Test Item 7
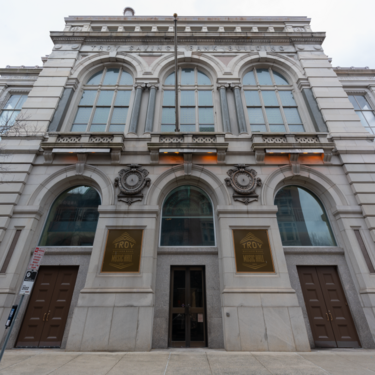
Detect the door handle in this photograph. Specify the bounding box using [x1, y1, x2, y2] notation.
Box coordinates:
[325, 312, 329, 321]
[328, 311, 333, 321]
[43, 313, 47, 322]
[46, 310, 50, 322]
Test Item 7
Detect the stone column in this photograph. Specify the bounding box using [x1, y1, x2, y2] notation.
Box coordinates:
[128, 84, 144, 134]
[144, 85, 158, 133]
[232, 85, 248, 134]
[219, 85, 231, 133]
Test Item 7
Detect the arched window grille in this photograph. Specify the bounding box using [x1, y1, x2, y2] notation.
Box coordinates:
[160, 186, 215, 246]
[243, 68, 304, 133]
[39, 186, 101, 246]
[161, 68, 214, 132]
[71, 67, 133, 133]
[275, 186, 336, 246]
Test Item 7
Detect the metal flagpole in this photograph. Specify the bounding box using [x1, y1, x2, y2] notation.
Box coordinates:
[173, 13, 180, 132]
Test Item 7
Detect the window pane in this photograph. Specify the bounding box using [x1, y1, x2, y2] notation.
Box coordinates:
[163, 91, 175, 106]
[181, 108, 196, 124]
[165, 72, 175, 85]
[198, 91, 213, 106]
[115, 91, 131, 106]
[181, 125, 196, 132]
[8, 111, 19, 126]
[161, 185, 214, 246]
[181, 69, 195, 85]
[261, 91, 279, 106]
[90, 124, 106, 132]
[256, 69, 273, 85]
[71, 124, 87, 132]
[79, 91, 97, 106]
[284, 108, 302, 124]
[92, 107, 110, 124]
[273, 70, 289, 85]
[4, 95, 21, 110]
[248, 108, 265, 124]
[162, 108, 175, 124]
[363, 111, 375, 127]
[102, 68, 120, 85]
[87, 70, 103, 85]
[199, 108, 214, 124]
[181, 91, 195, 106]
[243, 70, 257, 85]
[288, 125, 305, 132]
[270, 125, 286, 132]
[161, 124, 175, 132]
[200, 125, 214, 132]
[74, 107, 92, 124]
[244, 91, 261, 106]
[265, 108, 283, 124]
[251, 124, 267, 132]
[119, 70, 133, 85]
[348, 95, 360, 110]
[0, 111, 12, 126]
[39, 186, 101, 247]
[279, 91, 296, 106]
[275, 186, 336, 246]
[356, 111, 369, 127]
[96, 91, 114, 106]
[355, 96, 372, 110]
[111, 108, 128, 124]
[15, 95, 28, 109]
[197, 71, 211, 85]
[109, 124, 125, 132]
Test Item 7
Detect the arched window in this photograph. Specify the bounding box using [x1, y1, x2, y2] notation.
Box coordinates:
[275, 186, 336, 246]
[160, 186, 215, 246]
[243, 68, 304, 133]
[71, 67, 133, 133]
[161, 68, 214, 132]
[39, 186, 101, 246]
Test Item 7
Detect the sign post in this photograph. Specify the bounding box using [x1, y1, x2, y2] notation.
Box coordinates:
[0, 247, 45, 361]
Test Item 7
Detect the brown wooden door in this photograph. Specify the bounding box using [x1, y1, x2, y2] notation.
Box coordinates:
[169, 267, 207, 348]
[298, 266, 360, 348]
[16, 266, 78, 348]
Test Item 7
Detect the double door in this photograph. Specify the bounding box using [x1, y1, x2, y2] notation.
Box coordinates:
[16, 266, 78, 348]
[298, 266, 360, 348]
[169, 267, 207, 347]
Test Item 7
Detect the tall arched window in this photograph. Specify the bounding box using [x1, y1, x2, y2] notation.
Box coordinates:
[275, 186, 336, 246]
[243, 68, 304, 133]
[71, 67, 133, 133]
[160, 186, 215, 246]
[39, 186, 101, 246]
[161, 68, 214, 132]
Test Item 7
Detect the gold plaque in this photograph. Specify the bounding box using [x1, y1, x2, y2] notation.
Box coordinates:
[232, 230, 275, 273]
[101, 229, 143, 273]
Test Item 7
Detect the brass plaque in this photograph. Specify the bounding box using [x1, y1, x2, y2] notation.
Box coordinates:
[101, 229, 143, 273]
[232, 230, 275, 273]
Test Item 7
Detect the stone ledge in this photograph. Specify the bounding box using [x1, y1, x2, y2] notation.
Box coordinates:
[284, 246, 344, 255]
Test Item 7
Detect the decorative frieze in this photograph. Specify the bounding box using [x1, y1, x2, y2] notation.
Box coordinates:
[159, 136, 184, 143]
[192, 136, 216, 143]
[296, 136, 319, 144]
[262, 136, 287, 143]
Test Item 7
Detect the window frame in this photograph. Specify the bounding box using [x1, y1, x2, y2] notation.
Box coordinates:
[160, 66, 215, 133]
[0, 91, 29, 128]
[69, 66, 134, 133]
[159, 184, 216, 247]
[242, 67, 310, 134]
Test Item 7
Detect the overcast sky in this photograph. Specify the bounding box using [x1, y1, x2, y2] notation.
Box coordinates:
[0, 0, 373, 68]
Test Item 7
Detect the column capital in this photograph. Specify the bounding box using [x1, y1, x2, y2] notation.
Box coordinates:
[134, 83, 147, 90]
[217, 84, 230, 90]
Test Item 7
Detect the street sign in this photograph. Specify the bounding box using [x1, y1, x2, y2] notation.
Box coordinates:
[19, 247, 45, 295]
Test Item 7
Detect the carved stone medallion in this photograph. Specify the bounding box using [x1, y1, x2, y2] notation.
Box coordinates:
[114, 164, 151, 205]
[225, 164, 262, 205]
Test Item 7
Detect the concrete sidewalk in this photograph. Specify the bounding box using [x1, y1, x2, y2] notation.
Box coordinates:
[0, 349, 374, 375]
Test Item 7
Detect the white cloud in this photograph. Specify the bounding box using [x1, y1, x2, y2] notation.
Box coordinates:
[0, 0, 373, 68]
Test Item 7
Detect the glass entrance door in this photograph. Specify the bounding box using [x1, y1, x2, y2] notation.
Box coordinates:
[169, 266, 207, 347]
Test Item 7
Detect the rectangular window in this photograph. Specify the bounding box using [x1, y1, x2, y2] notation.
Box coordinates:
[348, 95, 375, 134]
[71, 90, 131, 132]
[0, 94, 28, 128]
[244, 90, 304, 133]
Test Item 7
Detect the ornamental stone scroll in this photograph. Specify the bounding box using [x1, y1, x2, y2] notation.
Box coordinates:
[114, 164, 151, 205]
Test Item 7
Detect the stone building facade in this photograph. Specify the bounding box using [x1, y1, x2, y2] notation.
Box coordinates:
[0, 9, 375, 351]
